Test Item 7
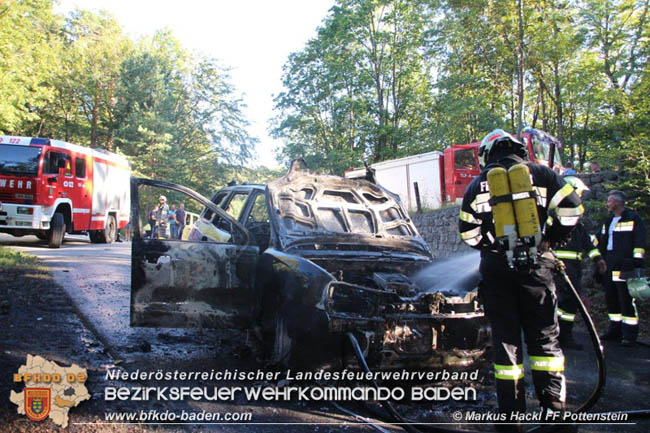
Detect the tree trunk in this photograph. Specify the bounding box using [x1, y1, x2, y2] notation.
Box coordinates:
[91, 82, 99, 148]
[516, 0, 525, 136]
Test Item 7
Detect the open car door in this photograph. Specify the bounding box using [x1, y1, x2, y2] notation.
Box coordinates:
[130, 178, 258, 328]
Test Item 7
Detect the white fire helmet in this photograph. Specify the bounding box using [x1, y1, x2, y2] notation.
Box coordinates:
[478, 129, 525, 168]
[563, 176, 589, 197]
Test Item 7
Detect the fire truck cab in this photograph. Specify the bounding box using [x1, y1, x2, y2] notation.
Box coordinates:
[0, 136, 131, 248]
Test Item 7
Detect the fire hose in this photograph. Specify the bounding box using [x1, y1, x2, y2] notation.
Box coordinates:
[344, 254, 650, 433]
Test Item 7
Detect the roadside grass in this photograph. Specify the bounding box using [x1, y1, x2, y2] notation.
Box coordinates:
[0, 246, 55, 314]
[0, 245, 40, 270]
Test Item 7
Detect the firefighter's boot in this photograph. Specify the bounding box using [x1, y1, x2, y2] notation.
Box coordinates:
[621, 324, 638, 347]
[600, 321, 622, 341]
[559, 321, 583, 350]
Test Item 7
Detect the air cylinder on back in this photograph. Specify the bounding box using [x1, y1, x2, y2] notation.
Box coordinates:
[508, 163, 540, 240]
[487, 167, 516, 245]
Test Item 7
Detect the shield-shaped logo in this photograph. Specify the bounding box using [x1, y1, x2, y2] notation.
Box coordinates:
[25, 388, 51, 421]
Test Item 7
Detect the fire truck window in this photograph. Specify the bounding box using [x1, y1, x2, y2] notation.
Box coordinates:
[454, 149, 476, 170]
[44, 151, 72, 175]
[0, 145, 41, 176]
[75, 158, 86, 178]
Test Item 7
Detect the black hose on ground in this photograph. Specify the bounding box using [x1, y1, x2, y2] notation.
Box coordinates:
[347, 332, 479, 433]
[559, 267, 605, 413]
[346, 262, 649, 433]
[527, 262, 650, 432]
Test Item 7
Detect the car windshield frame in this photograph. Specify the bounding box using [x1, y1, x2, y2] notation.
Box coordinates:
[0, 144, 42, 176]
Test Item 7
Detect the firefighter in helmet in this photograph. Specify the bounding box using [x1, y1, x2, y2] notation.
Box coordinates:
[459, 129, 582, 431]
[553, 176, 607, 350]
[597, 190, 647, 346]
[155, 195, 170, 239]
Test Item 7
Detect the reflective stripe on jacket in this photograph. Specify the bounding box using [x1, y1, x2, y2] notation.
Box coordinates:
[459, 156, 582, 251]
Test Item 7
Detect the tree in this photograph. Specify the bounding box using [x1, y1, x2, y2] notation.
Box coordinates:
[114, 31, 257, 192]
[29, 9, 134, 148]
[273, 0, 435, 173]
[0, 0, 61, 134]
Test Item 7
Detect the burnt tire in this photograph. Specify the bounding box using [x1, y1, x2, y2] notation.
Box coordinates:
[103, 215, 117, 243]
[48, 213, 65, 248]
[271, 314, 292, 366]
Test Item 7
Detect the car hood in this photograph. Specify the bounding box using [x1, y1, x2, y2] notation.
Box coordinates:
[266, 162, 432, 258]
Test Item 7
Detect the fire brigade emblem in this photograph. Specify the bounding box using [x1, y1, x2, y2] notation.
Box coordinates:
[25, 388, 51, 421]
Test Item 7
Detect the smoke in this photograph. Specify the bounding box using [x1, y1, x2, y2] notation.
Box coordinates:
[412, 252, 481, 295]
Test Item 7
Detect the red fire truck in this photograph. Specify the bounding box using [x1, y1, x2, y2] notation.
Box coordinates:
[345, 128, 563, 211]
[0, 136, 131, 248]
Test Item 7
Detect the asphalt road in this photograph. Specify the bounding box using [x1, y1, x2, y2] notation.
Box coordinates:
[1, 233, 219, 363]
[1, 233, 399, 432]
[2, 232, 650, 433]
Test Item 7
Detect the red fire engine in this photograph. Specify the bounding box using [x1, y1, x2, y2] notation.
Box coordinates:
[345, 128, 563, 211]
[0, 136, 131, 248]
[442, 128, 564, 203]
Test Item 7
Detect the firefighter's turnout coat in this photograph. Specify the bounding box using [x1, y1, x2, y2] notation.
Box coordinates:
[597, 209, 647, 340]
[554, 223, 603, 324]
[459, 155, 582, 415]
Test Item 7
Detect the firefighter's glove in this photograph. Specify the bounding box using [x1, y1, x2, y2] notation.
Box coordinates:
[554, 258, 567, 274]
[596, 259, 607, 275]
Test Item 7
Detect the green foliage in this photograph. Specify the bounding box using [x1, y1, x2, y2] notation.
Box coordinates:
[1, 2, 257, 194]
[272, 0, 436, 174]
[273, 0, 650, 183]
[0, 0, 61, 133]
[615, 62, 650, 222]
[0, 246, 39, 270]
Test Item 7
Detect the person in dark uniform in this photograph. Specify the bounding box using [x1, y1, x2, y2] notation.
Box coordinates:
[597, 190, 647, 346]
[553, 176, 607, 350]
[459, 129, 582, 432]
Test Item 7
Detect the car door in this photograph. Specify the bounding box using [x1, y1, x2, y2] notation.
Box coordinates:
[130, 178, 258, 329]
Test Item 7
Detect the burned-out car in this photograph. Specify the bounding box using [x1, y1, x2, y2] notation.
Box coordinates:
[130, 161, 490, 370]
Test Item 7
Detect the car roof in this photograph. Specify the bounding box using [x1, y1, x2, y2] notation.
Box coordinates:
[209, 183, 265, 201]
[217, 183, 265, 193]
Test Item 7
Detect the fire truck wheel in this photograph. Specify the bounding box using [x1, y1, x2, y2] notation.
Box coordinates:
[48, 213, 66, 248]
[89, 230, 102, 243]
[103, 215, 117, 243]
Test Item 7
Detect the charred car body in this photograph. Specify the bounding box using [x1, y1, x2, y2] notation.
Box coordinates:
[130, 161, 490, 370]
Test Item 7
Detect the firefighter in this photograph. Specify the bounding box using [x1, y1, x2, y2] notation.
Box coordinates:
[553, 176, 607, 350]
[155, 195, 170, 239]
[597, 190, 647, 347]
[459, 129, 582, 432]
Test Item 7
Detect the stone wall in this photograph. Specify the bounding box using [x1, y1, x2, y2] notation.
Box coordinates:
[411, 170, 622, 259]
[411, 206, 473, 259]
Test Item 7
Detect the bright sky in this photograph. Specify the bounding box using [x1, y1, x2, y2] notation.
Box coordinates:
[54, 0, 335, 168]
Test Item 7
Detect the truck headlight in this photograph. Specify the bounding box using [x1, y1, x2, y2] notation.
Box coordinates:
[17, 207, 34, 215]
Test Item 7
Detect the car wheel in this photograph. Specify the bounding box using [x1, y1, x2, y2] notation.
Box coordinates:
[48, 213, 65, 248]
